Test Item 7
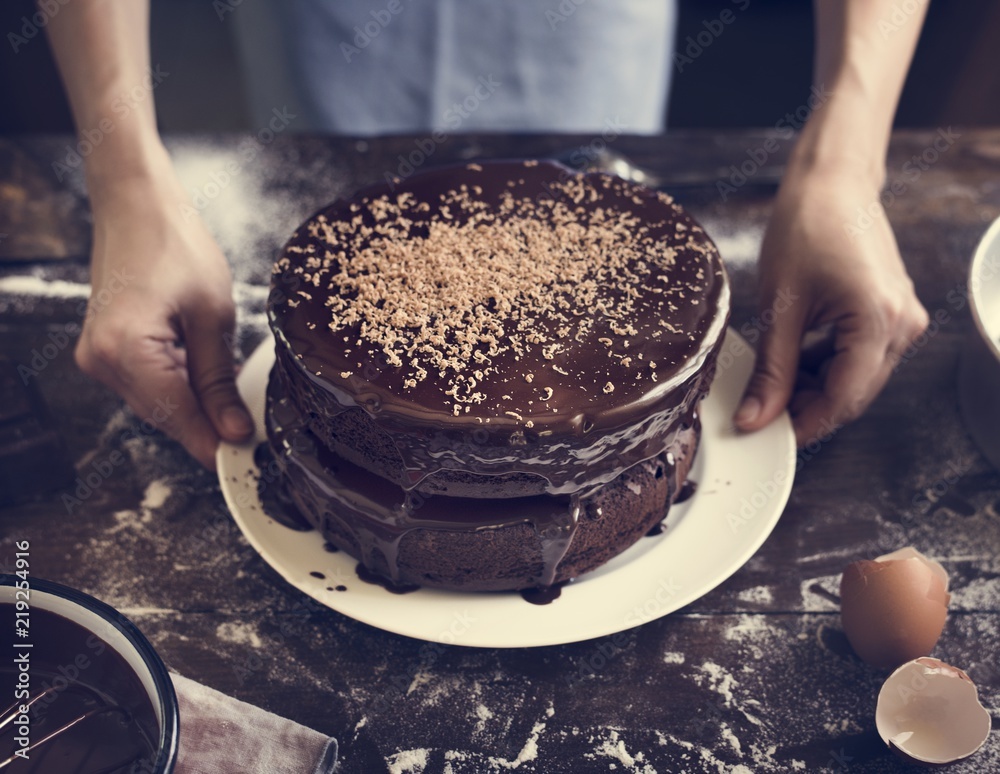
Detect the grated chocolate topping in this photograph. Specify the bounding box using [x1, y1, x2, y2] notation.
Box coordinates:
[269, 160, 727, 425]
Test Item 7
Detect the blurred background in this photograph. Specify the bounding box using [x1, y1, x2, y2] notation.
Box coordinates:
[1, 0, 998, 133]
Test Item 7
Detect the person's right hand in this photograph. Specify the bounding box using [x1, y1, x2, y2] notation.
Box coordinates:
[76, 167, 253, 468]
[733, 163, 929, 447]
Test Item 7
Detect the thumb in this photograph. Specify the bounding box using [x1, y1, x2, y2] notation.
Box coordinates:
[184, 305, 254, 443]
[734, 297, 804, 432]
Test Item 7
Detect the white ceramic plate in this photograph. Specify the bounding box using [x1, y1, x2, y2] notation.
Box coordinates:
[218, 329, 795, 647]
[959, 215, 1000, 470]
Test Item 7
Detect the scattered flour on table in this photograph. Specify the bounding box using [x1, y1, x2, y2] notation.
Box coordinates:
[443, 750, 470, 773]
[724, 613, 780, 648]
[0, 141, 303, 330]
[654, 731, 753, 774]
[718, 722, 742, 755]
[697, 218, 764, 267]
[694, 659, 765, 732]
[952, 575, 1000, 610]
[797, 545, 863, 565]
[695, 661, 737, 709]
[737, 586, 773, 605]
[387, 748, 430, 774]
[215, 621, 264, 649]
[232, 281, 270, 331]
[823, 718, 860, 736]
[232, 283, 270, 304]
[140, 479, 172, 521]
[108, 510, 142, 536]
[473, 703, 494, 736]
[585, 728, 656, 774]
[407, 673, 485, 710]
[0, 269, 269, 339]
[484, 705, 552, 770]
[171, 148, 272, 259]
[798, 575, 841, 612]
[406, 669, 434, 697]
[0, 272, 89, 299]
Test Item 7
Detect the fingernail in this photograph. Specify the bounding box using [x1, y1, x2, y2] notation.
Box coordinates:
[735, 396, 761, 427]
[220, 406, 253, 438]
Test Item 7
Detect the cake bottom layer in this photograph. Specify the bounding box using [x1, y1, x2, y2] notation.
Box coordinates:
[265, 369, 701, 592]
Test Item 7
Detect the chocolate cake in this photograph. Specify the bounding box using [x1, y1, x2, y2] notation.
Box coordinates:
[266, 159, 730, 592]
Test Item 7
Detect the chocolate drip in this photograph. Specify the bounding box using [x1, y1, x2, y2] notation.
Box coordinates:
[267, 375, 597, 590]
[674, 479, 697, 504]
[273, 344, 718, 499]
[535, 495, 580, 588]
[253, 441, 313, 531]
[520, 582, 568, 605]
[354, 564, 419, 594]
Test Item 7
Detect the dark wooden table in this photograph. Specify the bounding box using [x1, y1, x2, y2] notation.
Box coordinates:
[2, 131, 999, 773]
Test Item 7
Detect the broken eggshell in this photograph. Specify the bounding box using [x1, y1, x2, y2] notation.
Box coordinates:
[840, 547, 951, 669]
[876, 657, 991, 766]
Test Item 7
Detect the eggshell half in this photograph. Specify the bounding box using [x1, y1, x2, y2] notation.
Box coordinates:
[876, 657, 991, 765]
[840, 549, 951, 669]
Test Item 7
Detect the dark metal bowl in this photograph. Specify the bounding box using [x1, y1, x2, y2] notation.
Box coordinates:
[0, 574, 179, 773]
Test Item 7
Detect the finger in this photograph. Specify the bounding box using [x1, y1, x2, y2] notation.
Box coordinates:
[791, 332, 892, 447]
[799, 325, 836, 374]
[111, 336, 226, 469]
[183, 302, 254, 444]
[886, 305, 931, 370]
[794, 369, 824, 395]
[735, 292, 807, 432]
[788, 386, 824, 418]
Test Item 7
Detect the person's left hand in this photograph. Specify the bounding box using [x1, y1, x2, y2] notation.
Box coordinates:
[733, 164, 929, 447]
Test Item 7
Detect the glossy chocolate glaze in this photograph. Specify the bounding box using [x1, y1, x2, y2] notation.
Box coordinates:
[268, 160, 729, 498]
[354, 564, 419, 595]
[675, 479, 698, 504]
[266, 372, 594, 589]
[266, 371, 698, 591]
[520, 582, 568, 606]
[0, 604, 158, 774]
[253, 441, 313, 531]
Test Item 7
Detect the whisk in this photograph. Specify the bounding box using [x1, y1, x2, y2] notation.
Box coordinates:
[0, 683, 142, 773]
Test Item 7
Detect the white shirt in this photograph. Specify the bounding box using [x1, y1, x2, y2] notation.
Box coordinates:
[232, 0, 676, 135]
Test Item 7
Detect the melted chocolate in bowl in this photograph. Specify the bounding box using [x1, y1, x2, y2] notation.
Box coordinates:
[0, 584, 173, 774]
